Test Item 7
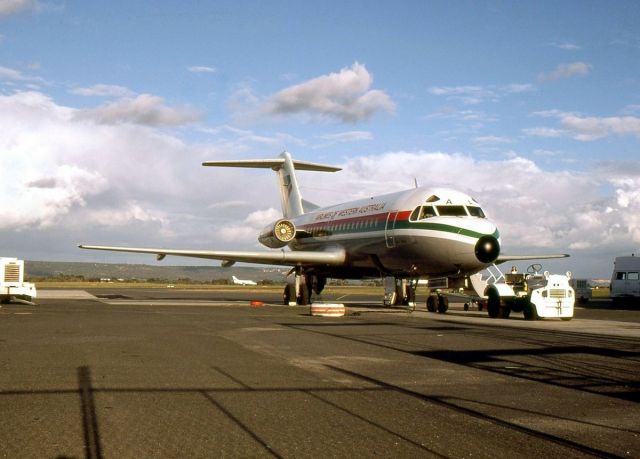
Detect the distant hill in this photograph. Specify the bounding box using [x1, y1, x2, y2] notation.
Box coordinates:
[25, 260, 288, 283]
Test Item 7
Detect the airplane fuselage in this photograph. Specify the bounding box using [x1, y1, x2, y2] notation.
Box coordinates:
[285, 186, 500, 280]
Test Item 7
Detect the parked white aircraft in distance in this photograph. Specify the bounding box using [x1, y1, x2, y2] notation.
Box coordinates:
[80, 151, 567, 309]
[232, 275, 257, 286]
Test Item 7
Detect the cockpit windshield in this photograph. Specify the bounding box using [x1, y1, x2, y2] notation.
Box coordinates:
[410, 205, 436, 221]
[410, 204, 487, 220]
[435, 205, 467, 217]
[467, 206, 486, 218]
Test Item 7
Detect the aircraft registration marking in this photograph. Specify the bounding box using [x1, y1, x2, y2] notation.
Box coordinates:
[315, 202, 387, 221]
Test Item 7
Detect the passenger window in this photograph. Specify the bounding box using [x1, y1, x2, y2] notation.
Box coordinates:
[628, 272, 639, 280]
[616, 272, 627, 280]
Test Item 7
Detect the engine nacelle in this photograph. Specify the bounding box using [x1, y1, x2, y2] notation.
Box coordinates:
[258, 219, 296, 248]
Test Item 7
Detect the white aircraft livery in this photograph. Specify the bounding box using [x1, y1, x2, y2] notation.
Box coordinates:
[80, 151, 567, 307]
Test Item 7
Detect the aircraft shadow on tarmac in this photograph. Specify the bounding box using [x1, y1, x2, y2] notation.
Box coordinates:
[414, 346, 640, 403]
[278, 321, 640, 404]
[9, 363, 635, 459]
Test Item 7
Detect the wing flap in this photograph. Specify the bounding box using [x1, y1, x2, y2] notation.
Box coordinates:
[78, 245, 346, 266]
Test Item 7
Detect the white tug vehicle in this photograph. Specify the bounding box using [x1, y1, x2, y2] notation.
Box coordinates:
[471, 263, 575, 320]
[0, 257, 37, 305]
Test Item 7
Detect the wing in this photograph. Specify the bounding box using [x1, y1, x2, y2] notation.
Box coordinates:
[496, 253, 569, 264]
[78, 245, 346, 267]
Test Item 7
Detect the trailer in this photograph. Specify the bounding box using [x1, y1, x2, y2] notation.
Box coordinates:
[569, 278, 592, 304]
[610, 255, 640, 305]
[471, 264, 574, 320]
[0, 258, 37, 305]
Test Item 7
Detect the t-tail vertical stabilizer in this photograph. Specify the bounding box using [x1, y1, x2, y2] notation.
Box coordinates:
[202, 151, 341, 218]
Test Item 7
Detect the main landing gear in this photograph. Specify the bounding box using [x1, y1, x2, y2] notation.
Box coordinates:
[426, 294, 449, 313]
[283, 272, 326, 306]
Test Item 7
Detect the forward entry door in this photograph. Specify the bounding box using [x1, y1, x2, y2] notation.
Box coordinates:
[385, 210, 399, 248]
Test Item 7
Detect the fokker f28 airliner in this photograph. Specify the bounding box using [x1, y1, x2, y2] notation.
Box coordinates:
[80, 151, 567, 310]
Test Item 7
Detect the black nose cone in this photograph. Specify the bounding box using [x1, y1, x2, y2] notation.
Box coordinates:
[475, 235, 500, 263]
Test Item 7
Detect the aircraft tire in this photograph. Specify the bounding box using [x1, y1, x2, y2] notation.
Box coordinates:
[437, 295, 449, 313]
[426, 295, 437, 312]
[312, 276, 326, 295]
[283, 285, 291, 305]
[297, 284, 310, 305]
[404, 286, 416, 306]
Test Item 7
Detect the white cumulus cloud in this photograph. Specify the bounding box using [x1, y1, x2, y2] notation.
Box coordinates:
[188, 66, 217, 73]
[560, 114, 640, 140]
[0, 91, 211, 235]
[428, 83, 534, 105]
[525, 110, 640, 140]
[258, 62, 395, 123]
[538, 62, 592, 81]
[70, 84, 135, 98]
[318, 131, 373, 146]
[216, 208, 281, 245]
[74, 94, 201, 126]
[0, 0, 38, 15]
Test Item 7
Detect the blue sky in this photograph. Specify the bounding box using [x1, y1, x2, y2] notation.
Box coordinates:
[0, 1, 639, 278]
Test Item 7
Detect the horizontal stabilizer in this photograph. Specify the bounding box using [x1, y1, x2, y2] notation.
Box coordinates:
[202, 158, 341, 172]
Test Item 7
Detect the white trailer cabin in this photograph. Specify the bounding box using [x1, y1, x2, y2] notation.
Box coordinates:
[0, 257, 37, 304]
[610, 255, 640, 305]
[569, 278, 592, 304]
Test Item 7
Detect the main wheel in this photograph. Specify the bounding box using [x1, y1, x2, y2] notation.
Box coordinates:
[426, 295, 437, 312]
[406, 286, 416, 305]
[312, 276, 327, 295]
[297, 284, 310, 305]
[283, 285, 291, 305]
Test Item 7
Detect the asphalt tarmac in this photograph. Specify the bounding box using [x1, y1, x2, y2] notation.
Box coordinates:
[1, 289, 639, 458]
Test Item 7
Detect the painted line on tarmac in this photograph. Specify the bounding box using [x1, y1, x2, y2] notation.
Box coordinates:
[100, 300, 251, 306]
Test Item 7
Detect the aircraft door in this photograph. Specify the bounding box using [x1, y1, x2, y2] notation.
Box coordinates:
[385, 210, 399, 248]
